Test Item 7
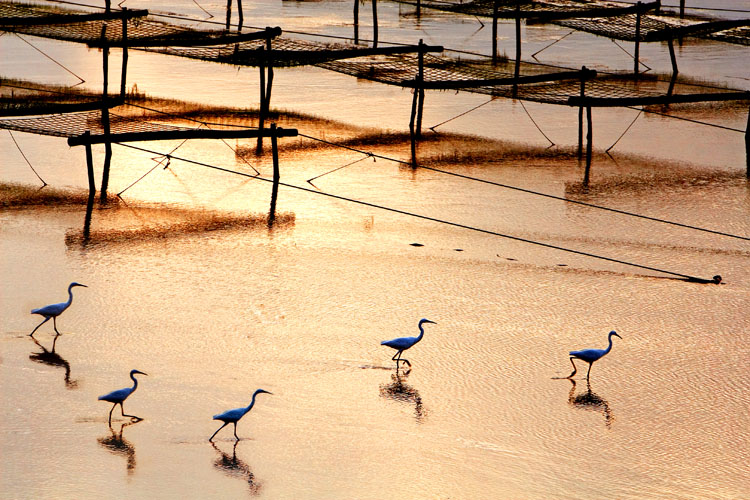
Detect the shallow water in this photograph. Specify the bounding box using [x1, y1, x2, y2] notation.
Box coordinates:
[2, 0, 750, 498]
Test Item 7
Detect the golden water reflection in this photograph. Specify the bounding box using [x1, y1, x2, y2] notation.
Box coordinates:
[567, 379, 614, 429]
[29, 334, 78, 390]
[211, 441, 262, 496]
[98, 422, 138, 476]
[379, 367, 426, 423]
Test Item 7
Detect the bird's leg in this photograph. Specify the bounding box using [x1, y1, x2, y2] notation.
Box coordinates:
[52, 316, 60, 335]
[392, 350, 411, 367]
[209, 422, 228, 442]
[29, 317, 50, 337]
[566, 357, 577, 379]
[586, 363, 592, 381]
[120, 403, 141, 421]
[233, 422, 239, 441]
[108, 404, 116, 425]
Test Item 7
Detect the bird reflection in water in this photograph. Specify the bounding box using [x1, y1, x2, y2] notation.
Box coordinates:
[29, 334, 78, 389]
[98, 421, 138, 475]
[379, 366, 426, 423]
[211, 441, 262, 495]
[567, 379, 614, 428]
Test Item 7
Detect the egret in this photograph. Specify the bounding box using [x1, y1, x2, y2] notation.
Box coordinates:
[381, 318, 436, 367]
[567, 330, 621, 380]
[29, 282, 87, 337]
[98, 370, 148, 424]
[209, 389, 272, 442]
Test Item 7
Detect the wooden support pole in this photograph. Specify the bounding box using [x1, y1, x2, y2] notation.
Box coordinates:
[578, 67, 587, 159]
[354, 0, 359, 44]
[746, 105, 749, 179]
[226, 0, 232, 30]
[584, 106, 593, 187]
[679, 0, 685, 19]
[372, 0, 379, 48]
[409, 40, 425, 166]
[265, 34, 274, 120]
[255, 36, 274, 155]
[257, 46, 266, 155]
[513, 1, 521, 96]
[634, 3, 642, 76]
[409, 86, 419, 167]
[667, 35, 678, 77]
[120, 8, 128, 98]
[84, 131, 95, 198]
[269, 124, 280, 226]
[667, 71, 677, 98]
[492, 0, 498, 64]
[83, 192, 95, 244]
[100, 25, 112, 204]
[237, 0, 244, 30]
[416, 40, 425, 140]
[416, 0, 421, 17]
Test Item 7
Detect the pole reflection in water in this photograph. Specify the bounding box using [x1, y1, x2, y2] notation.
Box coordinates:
[29, 334, 78, 389]
[211, 441, 262, 495]
[98, 421, 138, 475]
[379, 366, 426, 423]
[567, 379, 614, 428]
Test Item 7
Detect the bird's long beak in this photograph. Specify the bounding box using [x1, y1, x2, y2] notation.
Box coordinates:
[135, 370, 148, 376]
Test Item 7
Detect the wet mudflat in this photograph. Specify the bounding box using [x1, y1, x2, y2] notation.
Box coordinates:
[1, 0, 749, 498]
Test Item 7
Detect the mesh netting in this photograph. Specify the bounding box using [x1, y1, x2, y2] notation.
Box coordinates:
[389, 0, 630, 20]
[389, 0, 750, 45]
[709, 25, 750, 46]
[1, 2, 409, 68]
[0, 110, 189, 138]
[558, 13, 684, 41]
[317, 53, 745, 105]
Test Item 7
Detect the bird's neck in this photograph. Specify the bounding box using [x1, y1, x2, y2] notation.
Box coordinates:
[604, 335, 615, 354]
[416, 324, 426, 343]
[246, 393, 258, 412]
[130, 374, 139, 392]
[65, 285, 75, 306]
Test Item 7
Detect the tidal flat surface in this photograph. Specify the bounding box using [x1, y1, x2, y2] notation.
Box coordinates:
[1, 0, 749, 498]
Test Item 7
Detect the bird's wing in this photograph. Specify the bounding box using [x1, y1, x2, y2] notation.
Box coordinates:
[570, 348, 604, 361]
[31, 302, 66, 315]
[381, 336, 416, 349]
[213, 407, 244, 421]
[98, 387, 132, 402]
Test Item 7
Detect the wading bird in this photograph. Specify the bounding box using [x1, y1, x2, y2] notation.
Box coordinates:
[209, 389, 272, 442]
[567, 331, 621, 380]
[29, 282, 87, 337]
[98, 370, 148, 424]
[381, 318, 436, 367]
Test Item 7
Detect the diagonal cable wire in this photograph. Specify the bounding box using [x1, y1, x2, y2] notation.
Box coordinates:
[518, 99, 555, 147]
[192, 0, 214, 18]
[429, 97, 497, 132]
[610, 38, 652, 72]
[628, 106, 746, 133]
[295, 133, 750, 241]
[607, 106, 642, 152]
[307, 154, 374, 188]
[114, 142, 726, 283]
[8, 130, 47, 186]
[532, 29, 575, 60]
[14, 34, 86, 86]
